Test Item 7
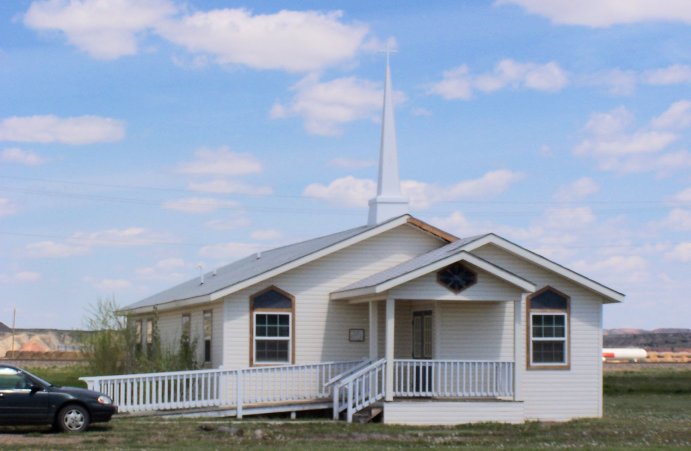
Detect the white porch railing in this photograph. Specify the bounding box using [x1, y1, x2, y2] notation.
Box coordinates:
[393, 360, 514, 398]
[332, 358, 386, 423]
[80, 360, 362, 414]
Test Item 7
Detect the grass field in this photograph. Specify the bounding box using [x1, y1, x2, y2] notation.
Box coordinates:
[1, 366, 689, 449]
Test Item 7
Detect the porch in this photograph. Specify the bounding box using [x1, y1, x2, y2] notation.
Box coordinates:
[80, 357, 516, 423]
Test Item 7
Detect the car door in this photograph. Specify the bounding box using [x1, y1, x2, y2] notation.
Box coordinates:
[0, 369, 52, 424]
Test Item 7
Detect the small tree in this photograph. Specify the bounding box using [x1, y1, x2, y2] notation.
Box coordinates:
[82, 297, 130, 375]
[82, 299, 199, 375]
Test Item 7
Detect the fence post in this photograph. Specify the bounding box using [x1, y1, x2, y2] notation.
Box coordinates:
[236, 369, 244, 419]
[332, 385, 340, 420]
[346, 381, 353, 423]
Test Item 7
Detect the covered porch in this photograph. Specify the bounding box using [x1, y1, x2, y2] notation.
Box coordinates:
[330, 249, 537, 422]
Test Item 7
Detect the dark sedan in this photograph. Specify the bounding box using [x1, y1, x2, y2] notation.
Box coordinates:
[0, 365, 117, 432]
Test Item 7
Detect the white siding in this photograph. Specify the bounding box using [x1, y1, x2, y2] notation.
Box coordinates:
[384, 401, 524, 425]
[390, 266, 522, 301]
[436, 302, 515, 361]
[222, 224, 445, 368]
[472, 243, 605, 420]
[130, 302, 224, 368]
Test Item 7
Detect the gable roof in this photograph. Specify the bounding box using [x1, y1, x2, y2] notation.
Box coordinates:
[332, 232, 624, 303]
[122, 215, 454, 314]
[331, 246, 536, 300]
[463, 234, 625, 303]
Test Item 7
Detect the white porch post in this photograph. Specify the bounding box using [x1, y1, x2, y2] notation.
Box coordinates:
[369, 300, 379, 360]
[385, 295, 395, 401]
[513, 294, 526, 401]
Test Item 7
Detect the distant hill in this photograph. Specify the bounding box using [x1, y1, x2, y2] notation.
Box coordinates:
[604, 328, 691, 352]
[0, 326, 85, 357]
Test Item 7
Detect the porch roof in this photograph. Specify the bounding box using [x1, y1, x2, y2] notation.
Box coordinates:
[331, 244, 537, 300]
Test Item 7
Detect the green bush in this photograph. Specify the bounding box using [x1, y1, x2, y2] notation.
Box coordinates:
[81, 297, 199, 376]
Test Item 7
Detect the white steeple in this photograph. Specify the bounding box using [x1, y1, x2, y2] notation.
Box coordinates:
[367, 54, 409, 225]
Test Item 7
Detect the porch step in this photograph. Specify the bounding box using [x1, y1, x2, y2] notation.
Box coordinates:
[352, 405, 383, 424]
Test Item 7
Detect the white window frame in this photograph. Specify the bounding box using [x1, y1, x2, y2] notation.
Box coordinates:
[529, 312, 568, 366]
[253, 312, 292, 365]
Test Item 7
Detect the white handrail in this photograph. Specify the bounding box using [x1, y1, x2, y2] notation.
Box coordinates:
[332, 358, 386, 422]
[324, 357, 371, 387]
[393, 360, 514, 398]
[80, 359, 362, 414]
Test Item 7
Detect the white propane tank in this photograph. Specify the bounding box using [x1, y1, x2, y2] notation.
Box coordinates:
[602, 348, 648, 361]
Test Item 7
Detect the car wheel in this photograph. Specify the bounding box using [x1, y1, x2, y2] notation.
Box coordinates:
[56, 404, 90, 433]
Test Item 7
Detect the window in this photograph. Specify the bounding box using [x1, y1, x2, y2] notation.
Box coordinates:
[250, 286, 294, 365]
[181, 313, 191, 343]
[0, 368, 30, 390]
[134, 320, 143, 353]
[203, 310, 212, 364]
[437, 262, 477, 293]
[145, 318, 154, 353]
[528, 287, 569, 368]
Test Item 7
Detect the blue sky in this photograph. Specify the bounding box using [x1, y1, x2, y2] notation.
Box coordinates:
[1, 0, 690, 330]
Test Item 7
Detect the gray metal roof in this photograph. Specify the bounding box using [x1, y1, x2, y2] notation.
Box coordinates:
[335, 234, 491, 292]
[123, 222, 381, 311]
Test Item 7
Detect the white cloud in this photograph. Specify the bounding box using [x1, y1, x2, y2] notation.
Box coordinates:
[643, 65, 691, 85]
[303, 176, 375, 207]
[188, 179, 272, 196]
[673, 187, 691, 203]
[427, 211, 479, 236]
[571, 255, 648, 282]
[665, 242, 691, 262]
[651, 100, 691, 130]
[198, 242, 262, 260]
[542, 207, 596, 230]
[0, 271, 41, 284]
[70, 227, 176, 246]
[573, 103, 691, 174]
[14, 271, 41, 283]
[303, 170, 523, 209]
[0, 198, 17, 216]
[328, 157, 376, 169]
[25, 227, 176, 258]
[86, 277, 132, 291]
[498, 0, 691, 27]
[588, 69, 637, 96]
[250, 229, 282, 241]
[1, 147, 47, 165]
[157, 9, 367, 72]
[553, 177, 600, 202]
[429, 59, 568, 100]
[0, 115, 125, 145]
[271, 75, 384, 136]
[162, 197, 239, 214]
[136, 257, 187, 282]
[25, 241, 89, 258]
[177, 147, 262, 176]
[605, 150, 691, 175]
[205, 216, 251, 230]
[24, 2, 368, 71]
[410, 107, 432, 117]
[24, 0, 176, 60]
[660, 208, 691, 231]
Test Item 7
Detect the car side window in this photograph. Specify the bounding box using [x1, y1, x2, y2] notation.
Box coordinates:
[0, 369, 31, 390]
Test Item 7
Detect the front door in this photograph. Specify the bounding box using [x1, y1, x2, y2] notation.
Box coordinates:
[412, 310, 433, 393]
[412, 310, 432, 359]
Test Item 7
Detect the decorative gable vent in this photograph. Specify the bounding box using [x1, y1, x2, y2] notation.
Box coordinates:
[437, 262, 477, 293]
